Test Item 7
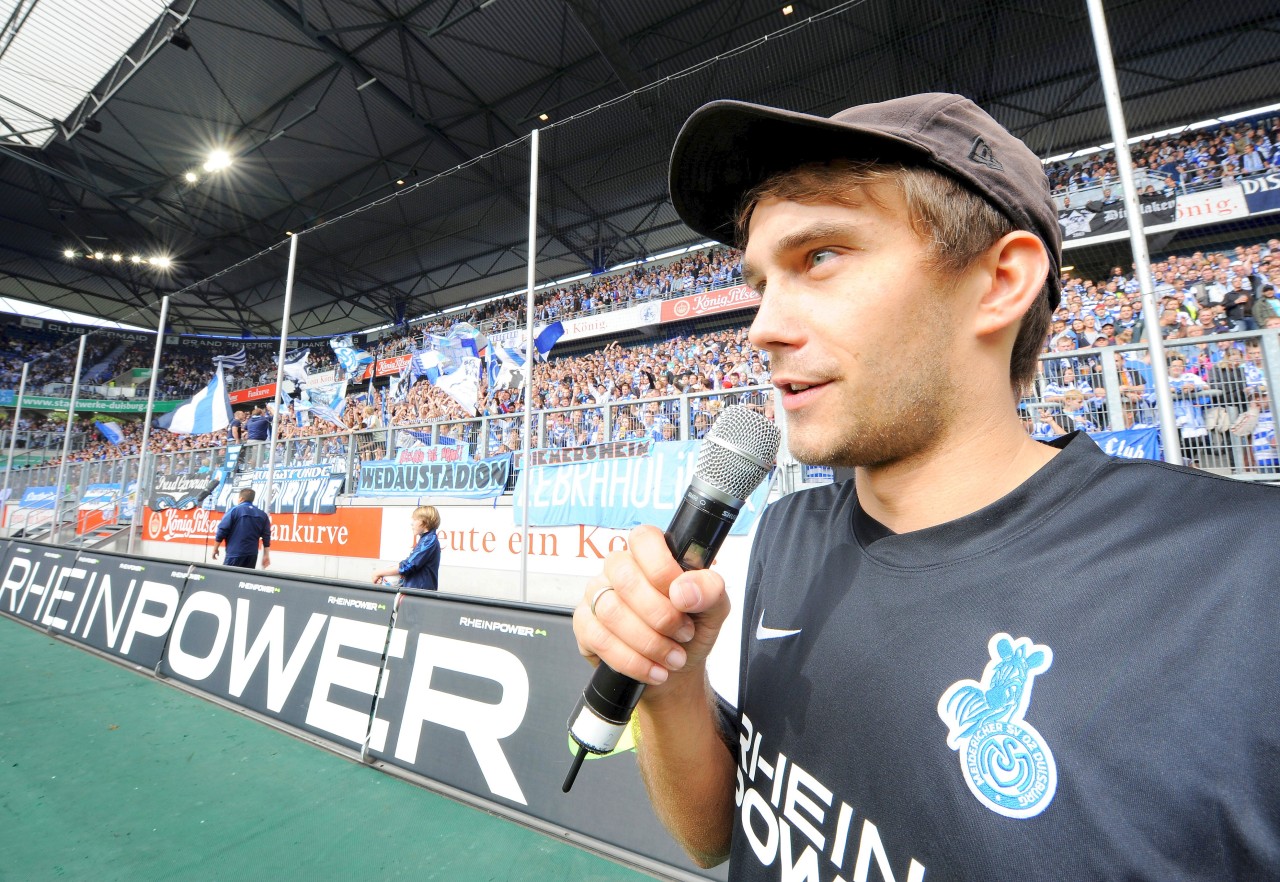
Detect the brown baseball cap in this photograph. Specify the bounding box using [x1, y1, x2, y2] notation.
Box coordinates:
[669, 93, 1062, 306]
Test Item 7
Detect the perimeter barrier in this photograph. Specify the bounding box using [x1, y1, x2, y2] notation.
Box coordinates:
[0, 536, 725, 882]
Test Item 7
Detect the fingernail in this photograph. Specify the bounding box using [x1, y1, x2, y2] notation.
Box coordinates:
[649, 665, 669, 684]
[670, 578, 701, 608]
[675, 622, 695, 643]
[665, 647, 687, 669]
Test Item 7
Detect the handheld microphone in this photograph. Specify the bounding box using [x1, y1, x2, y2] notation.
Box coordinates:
[562, 404, 780, 792]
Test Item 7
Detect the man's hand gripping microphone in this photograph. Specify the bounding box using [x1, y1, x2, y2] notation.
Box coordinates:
[562, 405, 780, 792]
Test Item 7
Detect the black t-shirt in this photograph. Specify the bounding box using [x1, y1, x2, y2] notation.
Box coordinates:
[722, 433, 1280, 880]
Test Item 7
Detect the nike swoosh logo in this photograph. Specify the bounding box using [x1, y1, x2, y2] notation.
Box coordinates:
[755, 609, 801, 641]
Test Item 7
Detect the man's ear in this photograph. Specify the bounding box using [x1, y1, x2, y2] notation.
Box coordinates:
[973, 231, 1049, 338]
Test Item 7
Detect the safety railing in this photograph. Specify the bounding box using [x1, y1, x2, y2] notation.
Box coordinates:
[1022, 328, 1280, 477]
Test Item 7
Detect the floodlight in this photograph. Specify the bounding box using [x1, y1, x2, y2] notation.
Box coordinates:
[63, 249, 75, 258]
[184, 171, 198, 183]
[203, 149, 232, 172]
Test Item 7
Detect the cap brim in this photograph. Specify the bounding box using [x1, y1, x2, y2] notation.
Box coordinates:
[669, 100, 930, 245]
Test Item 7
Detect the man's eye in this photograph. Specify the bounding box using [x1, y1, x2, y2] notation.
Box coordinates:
[811, 249, 837, 267]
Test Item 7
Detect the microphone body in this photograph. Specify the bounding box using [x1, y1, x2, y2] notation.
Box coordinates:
[563, 406, 779, 791]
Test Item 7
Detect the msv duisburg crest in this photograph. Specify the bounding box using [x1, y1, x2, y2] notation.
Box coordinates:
[937, 633, 1057, 819]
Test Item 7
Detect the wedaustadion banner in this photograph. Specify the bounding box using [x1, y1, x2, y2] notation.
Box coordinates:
[356, 453, 511, 498]
[0, 540, 724, 881]
[513, 439, 771, 533]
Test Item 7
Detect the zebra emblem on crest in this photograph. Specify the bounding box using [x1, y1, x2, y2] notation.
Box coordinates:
[938, 633, 1057, 819]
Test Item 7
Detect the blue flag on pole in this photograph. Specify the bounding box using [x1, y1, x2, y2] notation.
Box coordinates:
[534, 320, 564, 357]
[155, 367, 232, 435]
[211, 347, 247, 370]
[308, 380, 349, 427]
[95, 420, 125, 445]
[330, 336, 374, 377]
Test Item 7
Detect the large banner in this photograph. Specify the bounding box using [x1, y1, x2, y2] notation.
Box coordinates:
[356, 454, 510, 499]
[513, 439, 770, 534]
[150, 474, 216, 510]
[1057, 193, 1177, 240]
[159, 572, 395, 745]
[0, 392, 179, 412]
[211, 465, 345, 514]
[1239, 172, 1280, 214]
[0, 541, 726, 880]
[141, 506, 383, 557]
[660, 284, 761, 322]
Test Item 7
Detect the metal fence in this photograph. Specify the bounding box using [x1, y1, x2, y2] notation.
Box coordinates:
[0, 383, 776, 541]
[1021, 328, 1280, 477]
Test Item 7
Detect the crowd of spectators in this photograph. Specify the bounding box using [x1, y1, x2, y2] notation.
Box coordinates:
[1045, 114, 1280, 196]
[8, 225, 1280, 471]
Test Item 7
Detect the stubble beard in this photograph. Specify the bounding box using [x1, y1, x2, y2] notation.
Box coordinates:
[789, 356, 960, 469]
[788, 287, 962, 470]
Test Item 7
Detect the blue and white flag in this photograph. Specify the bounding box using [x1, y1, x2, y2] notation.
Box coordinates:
[95, 420, 125, 446]
[437, 355, 481, 415]
[488, 341, 528, 393]
[450, 322, 487, 359]
[155, 367, 232, 435]
[330, 336, 374, 377]
[408, 348, 442, 385]
[211, 347, 247, 370]
[281, 347, 310, 385]
[388, 369, 410, 403]
[534, 320, 564, 358]
[308, 379, 349, 427]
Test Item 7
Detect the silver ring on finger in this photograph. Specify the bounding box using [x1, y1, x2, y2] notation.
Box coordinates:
[590, 585, 615, 618]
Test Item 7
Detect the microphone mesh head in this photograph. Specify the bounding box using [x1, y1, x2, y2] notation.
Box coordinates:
[697, 404, 781, 501]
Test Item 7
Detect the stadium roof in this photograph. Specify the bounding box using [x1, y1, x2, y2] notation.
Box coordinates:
[0, 0, 1278, 337]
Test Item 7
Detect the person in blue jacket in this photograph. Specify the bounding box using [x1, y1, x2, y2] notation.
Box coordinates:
[212, 488, 271, 569]
[371, 505, 441, 591]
